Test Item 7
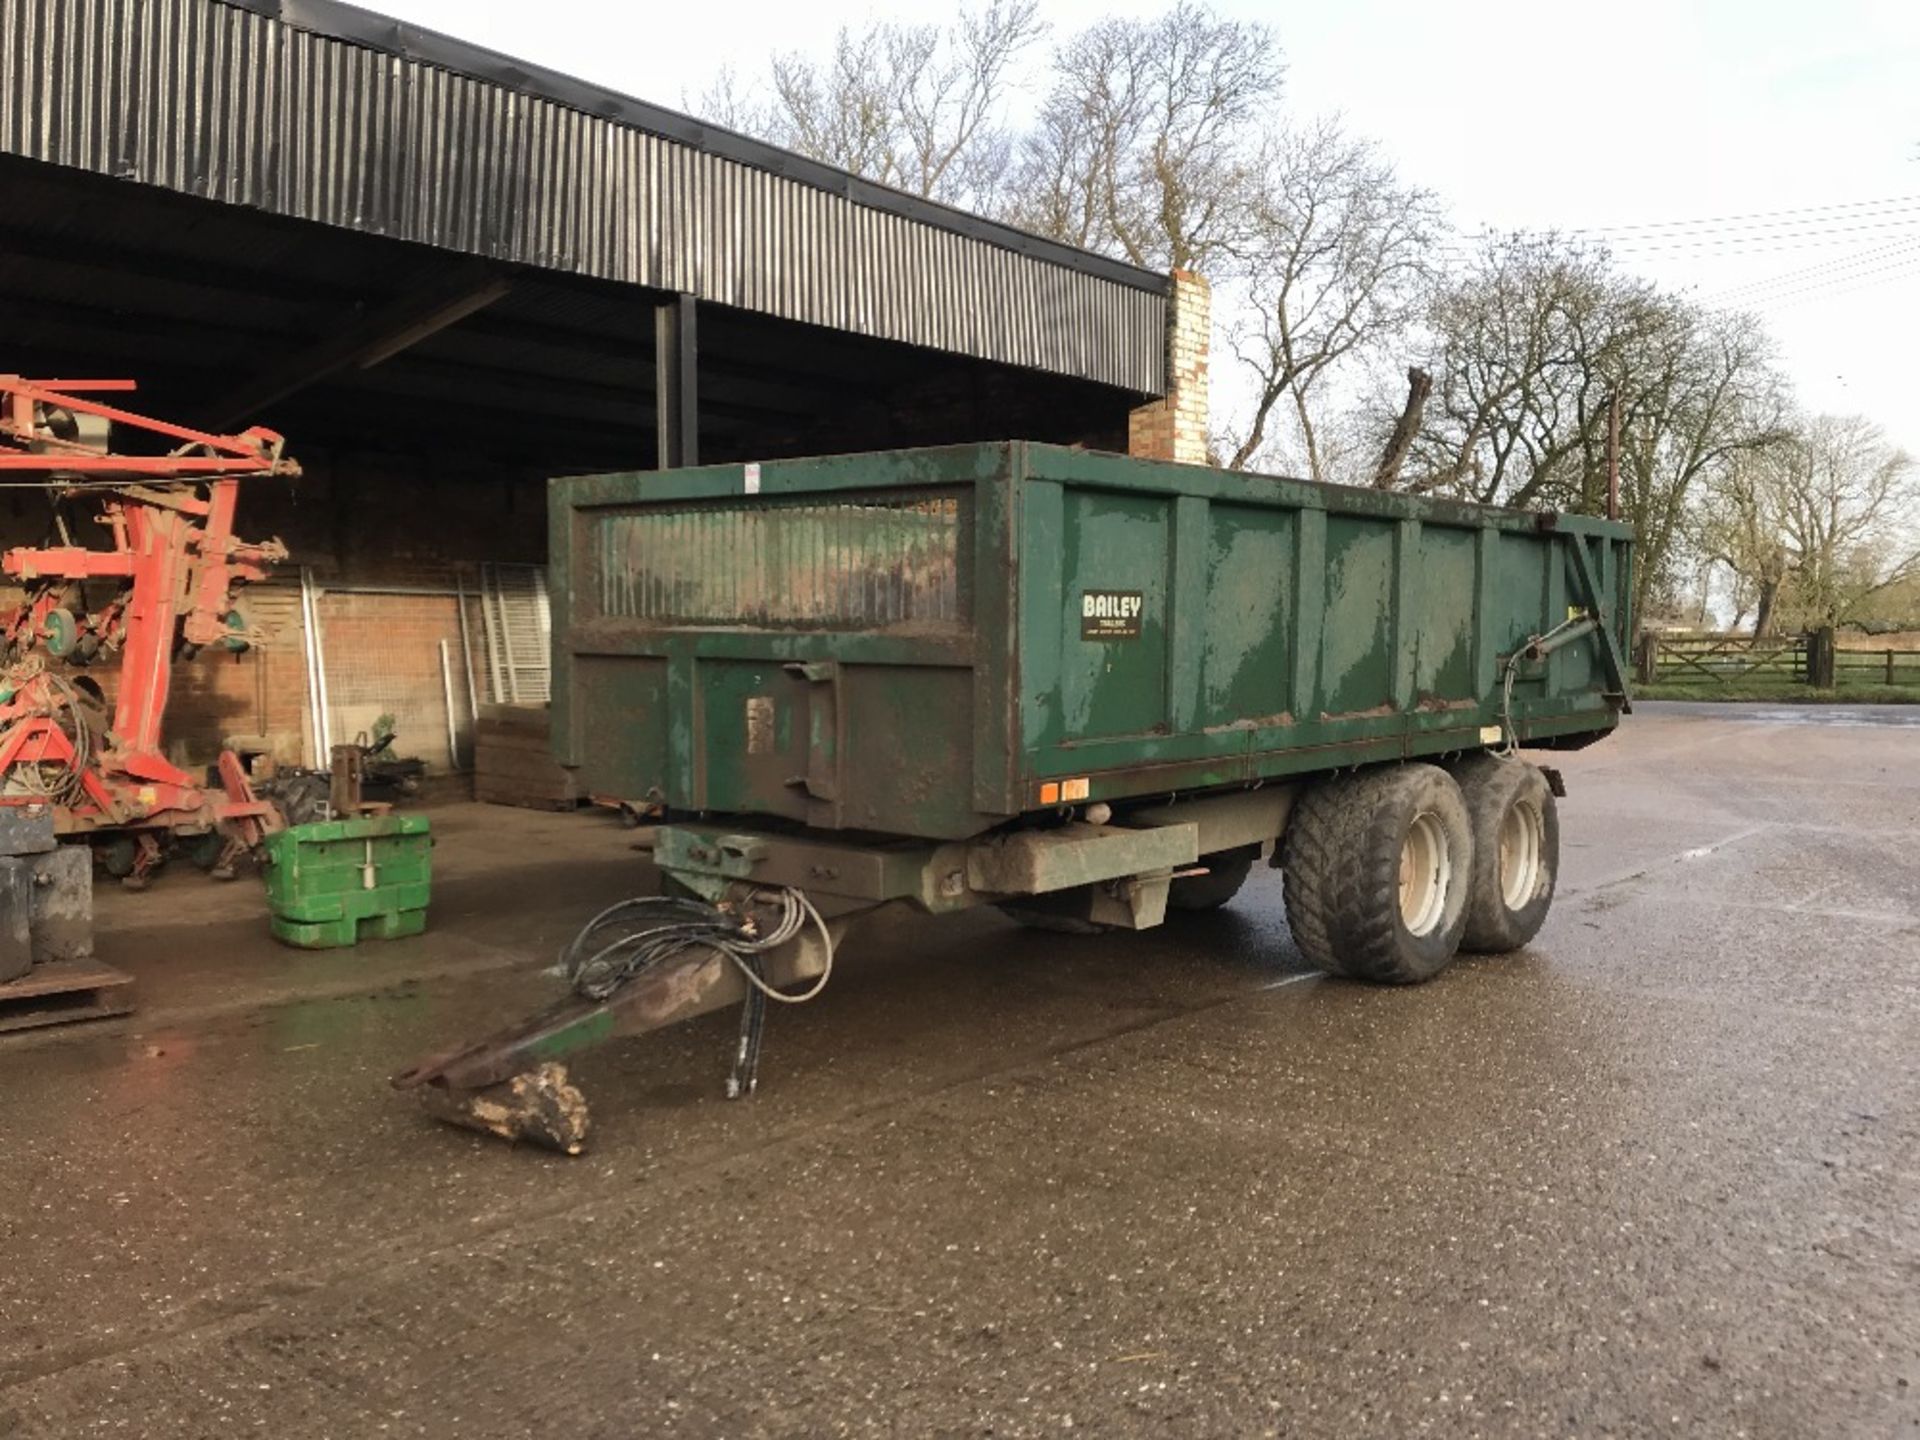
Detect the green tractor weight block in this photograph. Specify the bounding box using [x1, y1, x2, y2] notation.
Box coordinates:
[263, 815, 432, 950]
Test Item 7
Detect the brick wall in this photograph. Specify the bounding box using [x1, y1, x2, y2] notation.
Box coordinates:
[312, 590, 477, 772]
[167, 581, 312, 766]
[1128, 270, 1212, 465]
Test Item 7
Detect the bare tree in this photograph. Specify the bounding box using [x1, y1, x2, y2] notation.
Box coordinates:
[686, 65, 772, 137]
[1372, 367, 1432, 488]
[1696, 451, 1794, 636]
[684, 11, 1920, 622]
[693, 1, 1045, 211]
[1402, 235, 1788, 620]
[1714, 417, 1920, 632]
[1407, 234, 1641, 509]
[1006, 2, 1283, 271]
[1615, 307, 1789, 622]
[1221, 120, 1438, 477]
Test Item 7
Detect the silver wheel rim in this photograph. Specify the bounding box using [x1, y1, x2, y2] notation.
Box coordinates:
[1498, 799, 1544, 911]
[1398, 811, 1451, 937]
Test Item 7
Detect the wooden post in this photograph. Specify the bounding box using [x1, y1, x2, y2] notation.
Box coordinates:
[1606, 391, 1622, 522]
[1888, 649, 1896, 685]
[329, 742, 365, 816]
[1805, 627, 1835, 688]
[1633, 630, 1658, 685]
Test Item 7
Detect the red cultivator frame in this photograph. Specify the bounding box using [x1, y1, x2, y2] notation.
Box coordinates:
[0, 377, 300, 884]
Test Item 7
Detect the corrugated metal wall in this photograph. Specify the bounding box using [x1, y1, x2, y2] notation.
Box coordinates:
[0, 0, 1168, 394]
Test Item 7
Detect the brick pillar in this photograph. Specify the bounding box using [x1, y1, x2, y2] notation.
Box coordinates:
[1128, 269, 1211, 465]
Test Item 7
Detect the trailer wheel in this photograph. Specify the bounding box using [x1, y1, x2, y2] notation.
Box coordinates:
[98, 836, 139, 879]
[1452, 755, 1558, 952]
[1167, 848, 1255, 911]
[1280, 763, 1473, 983]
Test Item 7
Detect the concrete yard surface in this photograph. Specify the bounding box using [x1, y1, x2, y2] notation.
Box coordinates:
[0, 703, 1915, 1437]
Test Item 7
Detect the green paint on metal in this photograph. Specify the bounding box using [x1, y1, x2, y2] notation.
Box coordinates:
[525, 1008, 619, 1062]
[262, 815, 431, 949]
[1201, 501, 1294, 732]
[1168, 494, 1208, 735]
[551, 442, 1633, 843]
[590, 493, 965, 628]
[1409, 523, 1474, 703]
[1564, 533, 1631, 699]
[1059, 488, 1169, 742]
[1291, 506, 1326, 722]
[1321, 516, 1396, 715]
[1472, 525, 1499, 697]
[1016, 478, 1066, 752]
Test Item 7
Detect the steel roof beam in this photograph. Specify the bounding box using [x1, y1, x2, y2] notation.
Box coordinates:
[203, 265, 513, 429]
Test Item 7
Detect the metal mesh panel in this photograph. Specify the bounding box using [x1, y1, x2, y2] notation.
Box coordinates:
[592, 495, 968, 629]
[314, 591, 467, 773]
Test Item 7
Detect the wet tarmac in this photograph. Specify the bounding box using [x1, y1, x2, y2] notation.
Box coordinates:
[0, 702, 1915, 1437]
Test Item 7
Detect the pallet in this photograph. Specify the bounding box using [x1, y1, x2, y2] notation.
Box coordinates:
[0, 957, 135, 1034]
[473, 786, 584, 813]
[474, 703, 581, 810]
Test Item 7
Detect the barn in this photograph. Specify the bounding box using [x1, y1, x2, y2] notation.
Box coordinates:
[0, 0, 1208, 777]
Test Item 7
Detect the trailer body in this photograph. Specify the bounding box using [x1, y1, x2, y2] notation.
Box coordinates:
[550, 442, 1632, 841]
[399, 444, 1633, 1149]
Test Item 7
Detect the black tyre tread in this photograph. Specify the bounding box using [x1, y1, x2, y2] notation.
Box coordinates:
[1277, 781, 1342, 972]
[1168, 850, 1255, 912]
[1282, 764, 1471, 984]
[1281, 770, 1394, 976]
[1336, 771, 1429, 984]
[1451, 754, 1558, 953]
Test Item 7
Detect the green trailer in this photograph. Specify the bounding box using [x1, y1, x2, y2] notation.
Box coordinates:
[398, 443, 1632, 1151]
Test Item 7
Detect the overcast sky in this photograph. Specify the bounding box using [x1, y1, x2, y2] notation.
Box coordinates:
[370, 0, 1920, 458]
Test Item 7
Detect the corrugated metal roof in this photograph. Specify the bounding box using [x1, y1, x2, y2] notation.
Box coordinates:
[0, 0, 1168, 394]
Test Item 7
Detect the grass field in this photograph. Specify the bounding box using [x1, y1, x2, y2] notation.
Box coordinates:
[1636, 679, 1920, 703]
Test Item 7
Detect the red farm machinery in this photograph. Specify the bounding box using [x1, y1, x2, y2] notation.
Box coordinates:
[0, 372, 299, 1021]
[0, 375, 296, 901]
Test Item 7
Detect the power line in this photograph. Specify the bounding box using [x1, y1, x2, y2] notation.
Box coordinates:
[1564, 193, 1920, 237]
[1593, 216, 1920, 256]
[1721, 249, 1920, 312]
[1750, 265, 1920, 314]
[1451, 216, 1920, 261]
[1706, 238, 1920, 306]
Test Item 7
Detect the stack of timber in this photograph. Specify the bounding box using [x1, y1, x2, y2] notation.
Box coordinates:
[473, 704, 580, 811]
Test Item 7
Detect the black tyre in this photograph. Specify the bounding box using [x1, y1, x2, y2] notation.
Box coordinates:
[1280, 763, 1474, 984]
[1167, 848, 1255, 911]
[98, 836, 139, 879]
[1451, 755, 1558, 953]
[184, 832, 227, 871]
[273, 772, 331, 828]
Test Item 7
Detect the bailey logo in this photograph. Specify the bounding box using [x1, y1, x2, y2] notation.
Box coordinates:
[1080, 589, 1144, 640]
